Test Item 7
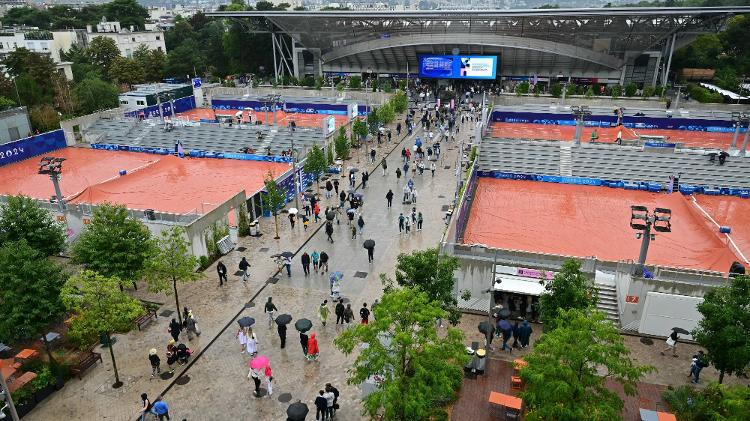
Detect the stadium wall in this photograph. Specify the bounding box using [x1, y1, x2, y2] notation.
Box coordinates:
[0, 130, 67, 168]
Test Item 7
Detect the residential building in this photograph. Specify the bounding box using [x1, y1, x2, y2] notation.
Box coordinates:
[0, 27, 84, 80]
[85, 19, 166, 58]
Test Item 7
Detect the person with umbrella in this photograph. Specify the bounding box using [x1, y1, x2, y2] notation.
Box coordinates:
[346, 207, 355, 225]
[364, 239, 375, 263]
[325, 221, 334, 243]
[265, 363, 274, 397]
[497, 318, 513, 353]
[216, 260, 228, 286]
[152, 399, 171, 421]
[386, 189, 393, 208]
[307, 332, 320, 361]
[287, 401, 309, 421]
[275, 314, 292, 348]
[248, 367, 262, 397]
[661, 328, 685, 357]
[296, 322, 311, 356]
[301, 252, 311, 276]
[288, 212, 296, 229]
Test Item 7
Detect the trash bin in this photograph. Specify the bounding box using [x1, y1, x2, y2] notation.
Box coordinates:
[249, 220, 259, 236]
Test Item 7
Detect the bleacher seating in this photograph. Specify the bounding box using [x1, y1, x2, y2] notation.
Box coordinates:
[478, 139, 561, 176]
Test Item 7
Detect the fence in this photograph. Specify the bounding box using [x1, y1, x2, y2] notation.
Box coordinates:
[208, 86, 391, 107]
[0, 129, 66, 167]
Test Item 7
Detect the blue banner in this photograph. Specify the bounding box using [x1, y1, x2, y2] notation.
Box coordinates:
[0, 130, 67, 167]
[212, 100, 349, 116]
[91, 143, 293, 164]
[124, 96, 197, 119]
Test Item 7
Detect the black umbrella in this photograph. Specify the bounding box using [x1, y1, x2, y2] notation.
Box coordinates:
[347, 188, 357, 194]
[280, 251, 295, 258]
[237, 316, 255, 328]
[295, 318, 312, 332]
[478, 321, 495, 335]
[349, 168, 359, 174]
[326, 211, 336, 221]
[363, 239, 375, 249]
[286, 402, 309, 420]
[303, 192, 316, 199]
[275, 314, 293, 326]
[353, 193, 364, 199]
[672, 327, 690, 335]
[498, 308, 511, 319]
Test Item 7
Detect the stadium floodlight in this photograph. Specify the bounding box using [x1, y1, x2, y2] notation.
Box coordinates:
[38, 157, 66, 212]
[730, 112, 750, 153]
[630, 205, 672, 275]
[571, 105, 592, 145]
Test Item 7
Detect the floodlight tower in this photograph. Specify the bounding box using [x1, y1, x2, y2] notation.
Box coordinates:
[730, 112, 750, 155]
[38, 157, 66, 212]
[571, 105, 592, 146]
[264, 94, 281, 127]
[630, 206, 672, 275]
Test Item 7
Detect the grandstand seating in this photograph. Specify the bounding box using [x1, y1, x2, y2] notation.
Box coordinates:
[478, 138, 750, 190]
[84, 118, 327, 157]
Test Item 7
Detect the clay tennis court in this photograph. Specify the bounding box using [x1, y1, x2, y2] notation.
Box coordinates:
[463, 178, 749, 272]
[490, 122, 735, 149]
[0, 147, 290, 214]
[176, 108, 351, 128]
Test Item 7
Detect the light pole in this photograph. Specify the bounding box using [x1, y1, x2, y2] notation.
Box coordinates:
[630, 206, 672, 275]
[673, 84, 686, 110]
[1, 370, 20, 421]
[288, 121, 300, 211]
[571, 105, 592, 145]
[730, 112, 749, 151]
[4, 72, 21, 106]
[38, 157, 66, 212]
[471, 244, 498, 351]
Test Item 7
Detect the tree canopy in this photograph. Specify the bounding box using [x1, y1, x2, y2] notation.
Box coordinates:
[73, 77, 120, 114]
[3, 0, 149, 31]
[304, 144, 328, 188]
[390, 247, 462, 325]
[0, 194, 66, 257]
[0, 240, 66, 342]
[538, 259, 597, 327]
[692, 275, 750, 383]
[71, 204, 154, 288]
[334, 287, 468, 420]
[87, 37, 121, 76]
[520, 308, 653, 421]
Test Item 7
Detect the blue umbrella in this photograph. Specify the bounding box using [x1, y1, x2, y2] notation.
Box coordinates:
[415, 138, 422, 147]
[329, 271, 343, 282]
[153, 401, 168, 415]
[497, 319, 512, 332]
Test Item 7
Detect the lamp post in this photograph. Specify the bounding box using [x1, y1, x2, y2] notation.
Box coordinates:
[288, 121, 300, 211]
[4, 72, 21, 106]
[731, 112, 750, 155]
[673, 84, 686, 110]
[38, 157, 66, 212]
[629, 206, 672, 275]
[471, 244, 498, 351]
[571, 105, 592, 145]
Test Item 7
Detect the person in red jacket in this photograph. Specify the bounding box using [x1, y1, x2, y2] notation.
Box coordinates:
[306, 332, 320, 361]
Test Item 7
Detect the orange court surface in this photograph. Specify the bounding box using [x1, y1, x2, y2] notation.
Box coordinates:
[463, 178, 750, 272]
[490, 122, 735, 150]
[0, 147, 290, 214]
[176, 107, 351, 128]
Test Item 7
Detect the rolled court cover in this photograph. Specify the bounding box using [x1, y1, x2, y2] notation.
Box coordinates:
[463, 178, 747, 272]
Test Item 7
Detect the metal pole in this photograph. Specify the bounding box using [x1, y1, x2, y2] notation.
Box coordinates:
[740, 122, 750, 155]
[271, 33, 279, 85]
[12, 78, 21, 106]
[156, 94, 163, 124]
[663, 33, 676, 89]
[731, 122, 741, 149]
[561, 82, 567, 107]
[673, 85, 684, 110]
[486, 251, 497, 350]
[574, 118, 583, 145]
[0, 370, 21, 421]
[291, 128, 300, 211]
[51, 174, 65, 212]
[636, 219, 653, 274]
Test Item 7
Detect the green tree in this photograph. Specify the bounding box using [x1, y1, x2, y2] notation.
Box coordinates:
[0, 96, 16, 109]
[0, 194, 66, 256]
[165, 40, 204, 79]
[3, 48, 56, 106]
[334, 287, 468, 420]
[132, 46, 166, 83]
[262, 171, 286, 239]
[334, 126, 350, 160]
[348, 75, 362, 89]
[102, 0, 149, 30]
[538, 259, 597, 327]
[352, 117, 368, 145]
[71, 204, 154, 290]
[391, 89, 408, 114]
[326, 141, 334, 165]
[303, 144, 328, 191]
[389, 247, 462, 325]
[520, 308, 653, 421]
[73, 77, 119, 114]
[29, 104, 61, 132]
[0, 240, 66, 343]
[88, 37, 121, 77]
[693, 275, 750, 384]
[663, 382, 750, 421]
[144, 227, 200, 325]
[378, 102, 396, 125]
[108, 56, 145, 88]
[62, 270, 144, 387]
[367, 107, 381, 134]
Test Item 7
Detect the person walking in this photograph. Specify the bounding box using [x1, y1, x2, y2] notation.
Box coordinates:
[300, 331, 309, 356]
[306, 332, 320, 361]
[351, 224, 357, 239]
[325, 180, 333, 199]
[320, 251, 329, 273]
[184, 310, 200, 340]
[357, 215, 365, 236]
[411, 188, 418, 204]
[148, 349, 161, 378]
[430, 162, 436, 177]
[165, 340, 178, 373]
[315, 390, 329, 421]
[333, 179, 339, 195]
[140, 393, 157, 420]
[264, 364, 274, 397]
[248, 368, 262, 398]
[323, 387, 335, 419]
[277, 321, 287, 349]
[314, 202, 321, 223]
[367, 243, 375, 263]
[398, 213, 405, 233]
[239, 257, 250, 284]
[511, 321, 520, 348]
[326, 383, 340, 417]
[396, 122, 402, 136]
[284, 255, 292, 277]
[152, 400, 171, 421]
[498, 320, 513, 353]
[168, 318, 182, 342]
[661, 331, 679, 357]
[246, 327, 258, 356]
[402, 184, 411, 203]
[386, 189, 394, 208]
[370, 148, 376, 163]
[404, 217, 411, 234]
[265, 297, 278, 328]
[518, 320, 533, 348]
[362, 171, 369, 188]
[349, 172, 356, 188]
[360, 303, 370, 324]
[216, 260, 228, 286]
[689, 350, 708, 384]
[318, 300, 330, 327]
[344, 304, 354, 323]
[301, 252, 311, 275]
[381, 158, 387, 176]
[339, 191, 346, 208]
[417, 212, 423, 231]
[335, 299, 345, 324]
[395, 167, 402, 181]
[311, 250, 320, 273]
[237, 327, 248, 354]
[325, 221, 334, 243]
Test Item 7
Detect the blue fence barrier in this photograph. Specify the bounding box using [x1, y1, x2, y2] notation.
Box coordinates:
[491, 111, 743, 133]
[124, 96, 197, 119]
[0, 129, 67, 167]
[211, 99, 369, 116]
[91, 143, 293, 164]
[477, 169, 750, 198]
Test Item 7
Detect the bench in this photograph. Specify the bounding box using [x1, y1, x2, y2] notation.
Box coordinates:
[71, 351, 103, 380]
[134, 309, 158, 331]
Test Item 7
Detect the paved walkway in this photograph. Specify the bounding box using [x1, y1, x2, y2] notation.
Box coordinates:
[27, 115, 465, 420]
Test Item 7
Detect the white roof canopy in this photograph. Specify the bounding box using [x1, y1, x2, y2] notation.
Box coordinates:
[494, 274, 547, 296]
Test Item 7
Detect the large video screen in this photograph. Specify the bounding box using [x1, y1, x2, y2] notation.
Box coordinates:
[418, 55, 498, 80]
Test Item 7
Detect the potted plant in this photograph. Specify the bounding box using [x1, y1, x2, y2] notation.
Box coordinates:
[32, 366, 56, 403]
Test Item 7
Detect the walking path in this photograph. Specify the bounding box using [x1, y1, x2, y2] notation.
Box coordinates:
[27, 114, 466, 420]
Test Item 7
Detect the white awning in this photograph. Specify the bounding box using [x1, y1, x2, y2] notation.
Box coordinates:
[493, 275, 546, 296]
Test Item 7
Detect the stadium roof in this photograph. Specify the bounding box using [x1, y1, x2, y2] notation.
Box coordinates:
[208, 7, 750, 73]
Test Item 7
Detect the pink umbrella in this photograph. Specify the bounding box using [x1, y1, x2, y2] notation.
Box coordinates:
[249, 355, 269, 370]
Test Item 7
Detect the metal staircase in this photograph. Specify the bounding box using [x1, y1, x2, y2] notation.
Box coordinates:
[595, 283, 620, 325]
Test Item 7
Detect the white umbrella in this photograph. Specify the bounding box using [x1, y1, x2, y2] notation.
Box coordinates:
[288, 208, 298, 215]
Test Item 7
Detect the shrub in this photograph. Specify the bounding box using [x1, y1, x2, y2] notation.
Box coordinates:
[238, 205, 249, 237]
[611, 85, 622, 98]
[198, 255, 210, 270]
[686, 83, 725, 103]
[515, 81, 530, 95]
[31, 366, 55, 390]
[625, 83, 638, 97]
[642, 86, 655, 98]
[348, 76, 362, 89]
[550, 83, 562, 98]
